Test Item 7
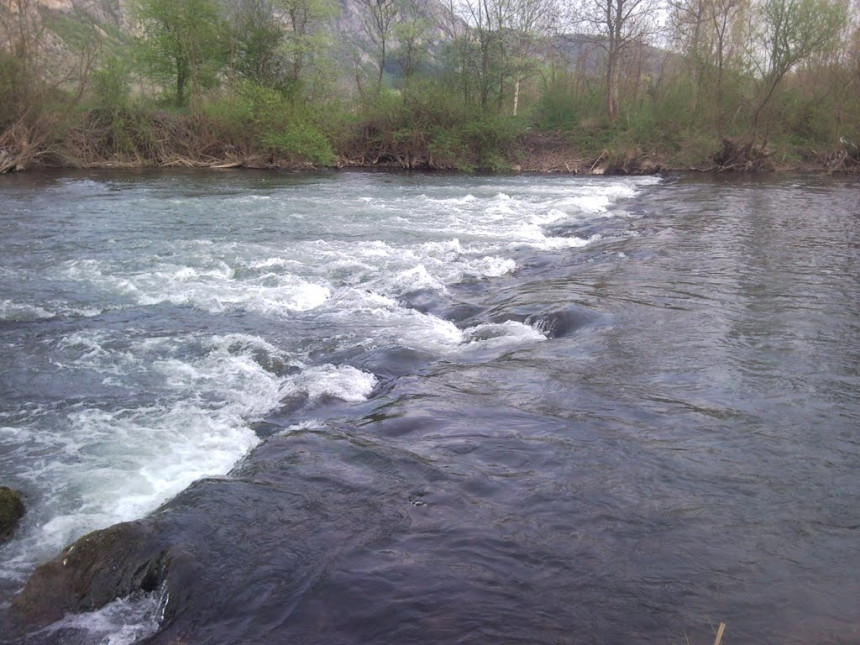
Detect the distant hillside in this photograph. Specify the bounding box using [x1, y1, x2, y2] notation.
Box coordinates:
[5, 0, 456, 78]
[1, 0, 132, 33]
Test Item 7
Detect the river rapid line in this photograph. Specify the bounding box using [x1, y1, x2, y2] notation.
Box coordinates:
[0, 170, 858, 644]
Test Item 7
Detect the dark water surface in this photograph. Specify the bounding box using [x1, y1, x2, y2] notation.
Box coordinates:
[0, 170, 858, 644]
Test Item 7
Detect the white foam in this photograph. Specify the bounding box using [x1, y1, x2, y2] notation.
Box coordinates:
[2, 333, 378, 556]
[281, 364, 378, 403]
[0, 299, 104, 321]
[0, 299, 55, 321]
[32, 593, 159, 645]
[0, 332, 310, 556]
[33, 405, 258, 548]
[53, 177, 657, 326]
[277, 419, 328, 436]
[462, 320, 548, 349]
[65, 257, 332, 316]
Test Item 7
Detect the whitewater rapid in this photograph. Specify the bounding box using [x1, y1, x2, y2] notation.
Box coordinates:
[0, 172, 659, 633]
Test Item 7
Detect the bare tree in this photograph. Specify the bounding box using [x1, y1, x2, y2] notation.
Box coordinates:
[749, 0, 846, 139]
[0, 0, 104, 172]
[447, 0, 556, 111]
[508, 0, 558, 114]
[670, 0, 747, 135]
[575, 0, 658, 123]
[360, 0, 400, 94]
[437, 0, 473, 104]
[1, 0, 44, 115]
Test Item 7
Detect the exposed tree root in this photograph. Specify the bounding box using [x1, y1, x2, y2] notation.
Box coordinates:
[711, 137, 774, 172]
[820, 139, 860, 173]
[0, 113, 60, 174]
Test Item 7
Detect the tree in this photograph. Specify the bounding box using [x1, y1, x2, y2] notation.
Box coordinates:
[229, 0, 336, 92]
[360, 0, 400, 94]
[0, 0, 105, 172]
[749, 0, 846, 139]
[277, 0, 337, 88]
[576, 0, 659, 123]
[230, 0, 288, 89]
[0, 0, 100, 117]
[461, 0, 511, 109]
[507, 0, 558, 115]
[670, 0, 748, 135]
[393, 10, 432, 79]
[133, 0, 229, 109]
[450, 0, 555, 111]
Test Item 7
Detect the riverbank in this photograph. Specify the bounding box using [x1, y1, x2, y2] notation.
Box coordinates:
[2, 114, 858, 176]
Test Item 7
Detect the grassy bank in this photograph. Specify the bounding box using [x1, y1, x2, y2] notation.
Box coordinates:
[3, 94, 859, 176]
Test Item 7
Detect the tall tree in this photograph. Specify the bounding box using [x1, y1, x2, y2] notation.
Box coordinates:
[133, 0, 229, 109]
[576, 0, 658, 123]
[670, 0, 747, 135]
[508, 0, 558, 115]
[278, 0, 337, 87]
[360, 0, 400, 94]
[393, 9, 432, 79]
[230, 0, 287, 88]
[454, 0, 555, 111]
[448, 0, 514, 109]
[749, 0, 846, 139]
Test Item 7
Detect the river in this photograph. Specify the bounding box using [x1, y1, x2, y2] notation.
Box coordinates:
[0, 170, 858, 644]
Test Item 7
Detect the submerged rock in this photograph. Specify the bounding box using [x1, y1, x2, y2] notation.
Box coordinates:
[0, 487, 25, 543]
[525, 304, 601, 338]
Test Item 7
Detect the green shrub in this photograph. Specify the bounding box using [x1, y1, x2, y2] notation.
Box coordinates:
[90, 57, 131, 110]
[459, 114, 523, 170]
[533, 77, 580, 132]
[206, 81, 335, 164]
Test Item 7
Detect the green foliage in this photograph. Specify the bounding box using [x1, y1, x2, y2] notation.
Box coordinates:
[206, 81, 335, 165]
[277, 0, 338, 85]
[533, 76, 580, 132]
[133, 0, 229, 107]
[392, 15, 432, 79]
[564, 124, 616, 158]
[338, 80, 525, 170]
[0, 52, 27, 127]
[226, 0, 337, 95]
[459, 114, 524, 170]
[230, 0, 288, 89]
[3, 0, 860, 172]
[751, 0, 847, 138]
[90, 56, 131, 109]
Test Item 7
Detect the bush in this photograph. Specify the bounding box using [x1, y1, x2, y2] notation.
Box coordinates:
[90, 57, 132, 111]
[533, 76, 580, 132]
[334, 80, 525, 170]
[206, 81, 335, 165]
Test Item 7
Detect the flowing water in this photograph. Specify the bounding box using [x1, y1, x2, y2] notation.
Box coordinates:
[0, 170, 857, 644]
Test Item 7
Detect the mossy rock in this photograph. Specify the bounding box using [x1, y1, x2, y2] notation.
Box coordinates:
[8, 520, 171, 634]
[0, 486, 25, 543]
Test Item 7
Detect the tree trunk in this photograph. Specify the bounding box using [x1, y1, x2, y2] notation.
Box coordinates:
[606, 52, 619, 124]
[377, 39, 386, 94]
[513, 76, 520, 116]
